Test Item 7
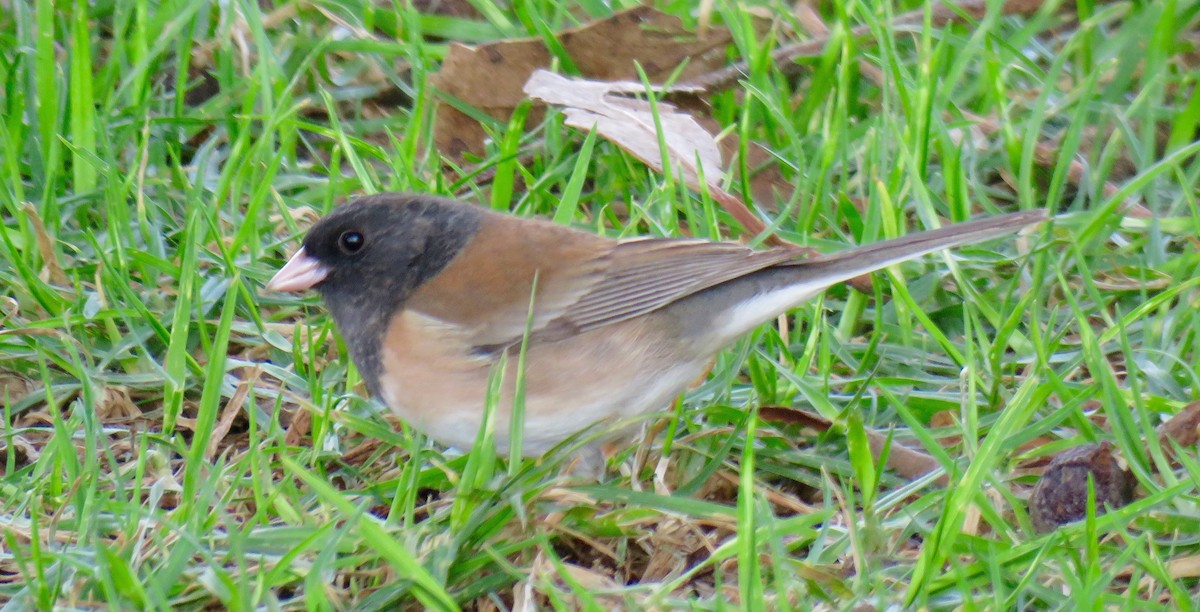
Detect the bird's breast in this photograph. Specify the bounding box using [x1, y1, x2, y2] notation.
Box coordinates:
[374, 309, 711, 455]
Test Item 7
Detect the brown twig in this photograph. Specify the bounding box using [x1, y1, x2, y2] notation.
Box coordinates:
[791, 2, 887, 86]
[758, 405, 947, 484]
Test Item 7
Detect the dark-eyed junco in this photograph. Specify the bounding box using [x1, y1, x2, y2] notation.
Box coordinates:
[267, 193, 1045, 456]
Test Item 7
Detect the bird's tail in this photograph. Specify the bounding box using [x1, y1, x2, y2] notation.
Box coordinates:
[790, 209, 1048, 282]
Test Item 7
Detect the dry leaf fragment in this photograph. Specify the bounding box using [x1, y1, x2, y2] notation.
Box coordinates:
[1120, 554, 1200, 596]
[516, 550, 633, 611]
[1166, 555, 1200, 579]
[97, 386, 141, 421]
[21, 204, 69, 288]
[525, 70, 780, 242]
[0, 435, 40, 471]
[0, 371, 31, 404]
[205, 367, 262, 460]
[525, 70, 723, 192]
[285, 405, 313, 447]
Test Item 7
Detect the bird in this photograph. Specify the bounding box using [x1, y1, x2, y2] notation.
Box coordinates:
[267, 193, 1045, 458]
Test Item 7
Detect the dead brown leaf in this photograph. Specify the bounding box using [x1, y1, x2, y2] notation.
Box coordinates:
[431, 5, 734, 158]
[1158, 401, 1200, 447]
[1010, 435, 1064, 477]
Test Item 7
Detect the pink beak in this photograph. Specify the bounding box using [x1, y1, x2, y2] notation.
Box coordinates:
[266, 248, 330, 292]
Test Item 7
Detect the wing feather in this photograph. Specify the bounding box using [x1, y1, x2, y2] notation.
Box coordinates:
[546, 239, 803, 336]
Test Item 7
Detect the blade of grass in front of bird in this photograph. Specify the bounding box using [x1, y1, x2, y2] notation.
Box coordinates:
[490, 99, 532, 212]
[553, 127, 598, 225]
[280, 455, 459, 611]
[391, 428, 428, 529]
[183, 275, 239, 501]
[568, 484, 738, 520]
[162, 209, 200, 435]
[507, 273, 538, 473]
[737, 407, 762, 608]
[453, 352, 503, 531]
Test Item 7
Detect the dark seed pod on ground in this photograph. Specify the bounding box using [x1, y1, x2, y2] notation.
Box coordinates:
[1029, 442, 1134, 533]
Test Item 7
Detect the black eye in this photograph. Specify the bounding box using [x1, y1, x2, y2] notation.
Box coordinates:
[338, 231, 365, 254]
